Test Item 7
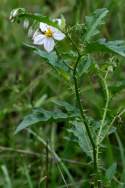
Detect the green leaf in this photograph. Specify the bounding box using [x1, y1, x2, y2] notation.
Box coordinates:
[15, 109, 51, 134]
[24, 43, 58, 65]
[105, 162, 117, 181]
[15, 108, 69, 134]
[77, 55, 92, 77]
[52, 100, 80, 117]
[86, 39, 125, 57]
[35, 49, 58, 67]
[25, 43, 71, 80]
[1, 165, 12, 188]
[84, 8, 109, 42]
[10, 8, 59, 28]
[52, 111, 68, 120]
[69, 121, 93, 159]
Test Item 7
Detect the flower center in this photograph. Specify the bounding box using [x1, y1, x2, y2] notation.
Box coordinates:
[45, 28, 53, 37]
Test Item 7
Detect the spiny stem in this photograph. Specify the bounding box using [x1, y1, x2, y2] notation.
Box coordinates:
[101, 108, 125, 142]
[63, 33, 98, 184]
[73, 54, 98, 176]
[96, 70, 110, 167]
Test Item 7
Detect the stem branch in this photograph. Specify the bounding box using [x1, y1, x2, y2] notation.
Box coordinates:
[96, 70, 110, 166]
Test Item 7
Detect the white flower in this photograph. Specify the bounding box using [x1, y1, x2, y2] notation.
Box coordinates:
[33, 22, 65, 52]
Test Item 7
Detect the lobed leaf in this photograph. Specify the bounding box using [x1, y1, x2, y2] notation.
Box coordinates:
[84, 8, 109, 42]
[86, 39, 125, 58]
[10, 8, 59, 28]
[52, 100, 79, 114]
[69, 121, 93, 159]
[15, 108, 68, 134]
[105, 162, 117, 181]
[25, 43, 71, 80]
[77, 55, 93, 77]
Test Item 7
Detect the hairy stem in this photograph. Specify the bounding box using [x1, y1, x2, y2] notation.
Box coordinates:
[96, 70, 110, 166]
[101, 108, 125, 142]
[64, 33, 98, 185]
[73, 54, 98, 177]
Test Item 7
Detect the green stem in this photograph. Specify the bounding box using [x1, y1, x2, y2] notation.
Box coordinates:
[101, 108, 125, 143]
[64, 33, 98, 185]
[73, 54, 98, 176]
[96, 70, 110, 166]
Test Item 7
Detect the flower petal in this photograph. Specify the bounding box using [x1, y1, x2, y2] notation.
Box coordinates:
[53, 30, 65, 41]
[33, 34, 45, 45]
[40, 22, 48, 32]
[49, 26, 57, 33]
[43, 38, 55, 52]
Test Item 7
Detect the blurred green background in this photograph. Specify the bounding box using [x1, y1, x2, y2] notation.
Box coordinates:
[0, 0, 125, 187]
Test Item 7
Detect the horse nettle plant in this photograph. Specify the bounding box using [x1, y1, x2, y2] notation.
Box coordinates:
[10, 7, 125, 187]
